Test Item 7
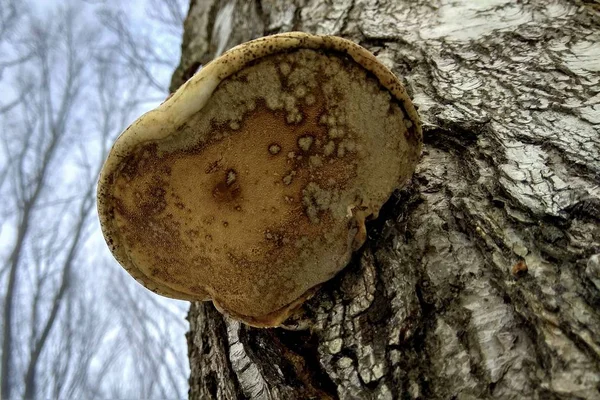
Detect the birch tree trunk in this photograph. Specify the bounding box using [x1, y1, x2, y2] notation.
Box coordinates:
[174, 1, 600, 399]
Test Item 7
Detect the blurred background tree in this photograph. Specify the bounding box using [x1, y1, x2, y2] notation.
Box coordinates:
[0, 1, 190, 399]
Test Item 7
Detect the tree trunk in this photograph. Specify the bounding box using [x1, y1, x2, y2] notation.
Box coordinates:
[175, 1, 600, 399]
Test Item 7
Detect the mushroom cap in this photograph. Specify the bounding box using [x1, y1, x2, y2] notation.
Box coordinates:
[97, 32, 422, 327]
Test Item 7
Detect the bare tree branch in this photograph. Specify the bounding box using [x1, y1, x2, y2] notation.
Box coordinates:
[1, 1, 189, 398]
[146, 0, 187, 37]
[1, 8, 91, 398]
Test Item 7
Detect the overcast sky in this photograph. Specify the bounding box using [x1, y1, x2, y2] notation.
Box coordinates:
[0, 0, 192, 398]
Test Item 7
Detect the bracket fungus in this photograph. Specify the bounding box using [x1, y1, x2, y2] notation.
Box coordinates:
[97, 32, 422, 327]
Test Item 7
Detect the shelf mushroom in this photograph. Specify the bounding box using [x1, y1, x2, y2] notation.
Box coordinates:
[97, 32, 422, 327]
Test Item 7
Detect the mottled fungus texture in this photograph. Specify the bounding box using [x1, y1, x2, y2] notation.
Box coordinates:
[97, 32, 422, 327]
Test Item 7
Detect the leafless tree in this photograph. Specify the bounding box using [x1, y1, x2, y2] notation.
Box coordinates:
[1, 7, 93, 398]
[0, 1, 189, 399]
[97, 2, 184, 94]
[147, 0, 188, 38]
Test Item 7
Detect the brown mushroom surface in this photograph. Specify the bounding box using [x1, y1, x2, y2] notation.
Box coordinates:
[97, 32, 422, 327]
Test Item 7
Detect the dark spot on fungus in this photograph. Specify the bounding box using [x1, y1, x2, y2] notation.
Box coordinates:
[140, 186, 167, 215]
[512, 260, 528, 278]
[212, 179, 240, 203]
[205, 159, 221, 174]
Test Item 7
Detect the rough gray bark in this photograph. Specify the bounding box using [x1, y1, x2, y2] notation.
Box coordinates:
[174, 1, 600, 399]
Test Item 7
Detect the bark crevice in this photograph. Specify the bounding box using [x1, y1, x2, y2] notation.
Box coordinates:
[182, 1, 600, 399]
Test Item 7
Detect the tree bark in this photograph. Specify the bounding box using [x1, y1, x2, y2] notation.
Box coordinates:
[176, 1, 600, 399]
